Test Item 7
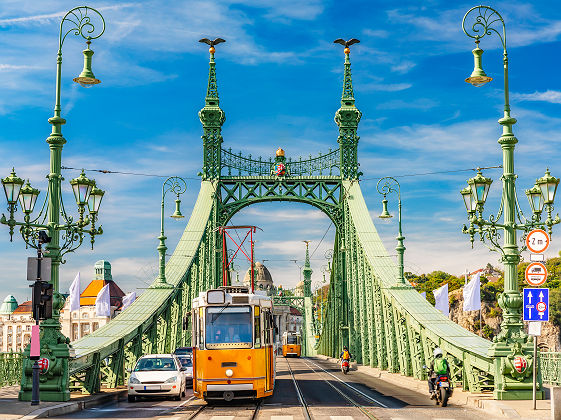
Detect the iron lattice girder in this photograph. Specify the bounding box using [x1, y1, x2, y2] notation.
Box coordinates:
[219, 176, 342, 225]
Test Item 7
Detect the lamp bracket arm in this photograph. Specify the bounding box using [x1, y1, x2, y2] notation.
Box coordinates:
[513, 186, 529, 224]
[376, 176, 400, 197]
[462, 5, 507, 52]
[58, 7, 105, 52]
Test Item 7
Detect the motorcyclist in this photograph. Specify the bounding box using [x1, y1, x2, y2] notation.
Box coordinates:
[339, 346, 351, 362]
[428, 347, 450, 399]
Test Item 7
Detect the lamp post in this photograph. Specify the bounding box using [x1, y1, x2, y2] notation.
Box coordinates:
[0, 7, 106, 402]
[461, 5, 560, 399]
[376, 176, 408, 288]
[153, 177, 187, 288]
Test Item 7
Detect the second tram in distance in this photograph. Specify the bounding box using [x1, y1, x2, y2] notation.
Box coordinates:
[282, 331, 301, 357]
[192, 286, 275, 401]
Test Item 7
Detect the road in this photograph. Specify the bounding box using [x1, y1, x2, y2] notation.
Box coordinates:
[55, 357, 501, 420]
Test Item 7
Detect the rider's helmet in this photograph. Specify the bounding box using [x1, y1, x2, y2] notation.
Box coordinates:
[433, 347, 443, 358]
[343, 346, 348, 350]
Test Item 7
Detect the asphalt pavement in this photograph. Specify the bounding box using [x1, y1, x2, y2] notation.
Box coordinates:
[51, 356, 502, 420]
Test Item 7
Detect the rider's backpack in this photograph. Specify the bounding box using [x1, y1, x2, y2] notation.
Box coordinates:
[342, 350, 350, 360]
[434, 358, 448, 375]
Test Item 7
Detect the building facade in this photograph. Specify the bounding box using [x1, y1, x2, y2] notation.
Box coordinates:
[0, 296, 34, 353]
[61, 260, 126, 341]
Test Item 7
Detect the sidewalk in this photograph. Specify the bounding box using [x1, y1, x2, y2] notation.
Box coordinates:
[315, 355, 551, 420]
[0, 385, 127, 419]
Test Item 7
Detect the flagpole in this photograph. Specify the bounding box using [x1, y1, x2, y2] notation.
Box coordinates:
[479, 308, 482, 337]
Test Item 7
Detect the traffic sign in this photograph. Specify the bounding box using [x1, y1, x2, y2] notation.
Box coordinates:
[526, 229, 550, 254]
[525, 262, 547, 286]
[523, 288, 549, 322]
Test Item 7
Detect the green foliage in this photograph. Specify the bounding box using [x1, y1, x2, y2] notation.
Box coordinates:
[482, 325, 494, 339]
[487, 306, 502, 318]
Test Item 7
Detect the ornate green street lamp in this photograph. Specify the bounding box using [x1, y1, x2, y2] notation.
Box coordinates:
[461, 5, 560, 399]
[0, 7, 106, 402]
[376, 176, 408, 288]
[153, 177, 187, 288]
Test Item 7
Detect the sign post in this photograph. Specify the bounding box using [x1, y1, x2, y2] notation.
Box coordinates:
[528, 322, 541, 410]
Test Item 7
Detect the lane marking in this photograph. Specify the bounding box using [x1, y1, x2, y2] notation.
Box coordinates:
[306, 358, 389, 408]
[158, 395, 196, 414]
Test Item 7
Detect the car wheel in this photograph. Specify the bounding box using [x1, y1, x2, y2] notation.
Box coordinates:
[174, 393, 181, 401]
[127, 395, 136, 403]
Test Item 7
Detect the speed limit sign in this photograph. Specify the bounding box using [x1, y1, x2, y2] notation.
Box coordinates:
[526, 229, 550, 254]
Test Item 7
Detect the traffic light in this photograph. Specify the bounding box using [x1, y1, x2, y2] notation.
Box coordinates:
[32, 281, 52, 320]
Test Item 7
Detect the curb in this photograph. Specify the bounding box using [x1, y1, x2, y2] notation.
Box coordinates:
[20, 389, 127, 419]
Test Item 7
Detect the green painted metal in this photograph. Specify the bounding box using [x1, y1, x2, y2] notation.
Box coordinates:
[0, 352, 23, 388]
[60, 33, 533, 401]
[461, 5, 559, 399]
[0, 7, 106, 402]
[155, 177, 187, 288]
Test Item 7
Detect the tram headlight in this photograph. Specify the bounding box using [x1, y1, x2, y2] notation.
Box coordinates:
[129, 376, 141, 384]
[225, 369, 234, 377]
[165, 376, 178, 383]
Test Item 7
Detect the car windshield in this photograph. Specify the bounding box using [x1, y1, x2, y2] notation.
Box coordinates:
[174, 347, 192, 355]
[178, 357, 192, 367]
[206, 306, 252, 348]
[134, 357, 176, 371]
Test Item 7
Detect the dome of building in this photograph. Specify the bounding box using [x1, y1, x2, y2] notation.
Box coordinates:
[0, 295, 18, 315]
[243, 262, 274, 293]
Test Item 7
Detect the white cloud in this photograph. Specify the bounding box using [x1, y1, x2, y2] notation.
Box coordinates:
[512, 90, 561, 104]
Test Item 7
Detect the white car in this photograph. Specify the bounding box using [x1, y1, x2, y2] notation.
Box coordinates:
[128, 354, 186, 402]
[176, 355, 193, 387]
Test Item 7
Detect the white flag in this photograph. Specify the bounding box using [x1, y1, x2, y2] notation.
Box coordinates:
[463, 272, 481, 312]
[433, 283, 449, 317]
[122, 292, 136, 310]
[95, 284, 111, 317]
[421, 291, 426, 299]
[68, 272, 81, 312]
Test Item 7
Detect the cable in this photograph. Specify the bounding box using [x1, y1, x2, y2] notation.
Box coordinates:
[61, 166, 200, 180]
[362, 165, 502, 180]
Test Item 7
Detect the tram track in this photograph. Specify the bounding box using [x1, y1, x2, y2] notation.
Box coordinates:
[283, 356, 384, 420]
[285, 357, 312, 420]
[185, 399, 263, 420]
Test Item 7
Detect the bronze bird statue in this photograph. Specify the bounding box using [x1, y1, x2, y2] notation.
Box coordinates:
[199, 38, 226, 47]
[333, 38, 360, 48]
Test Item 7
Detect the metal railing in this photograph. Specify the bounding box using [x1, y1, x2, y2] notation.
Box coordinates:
[540, 352, 561, 386]
[0, 352, 23, 388]
[222, 148, 340, 177]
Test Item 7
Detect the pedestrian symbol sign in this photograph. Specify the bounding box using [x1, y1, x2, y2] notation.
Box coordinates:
[523, 288, 549, 322]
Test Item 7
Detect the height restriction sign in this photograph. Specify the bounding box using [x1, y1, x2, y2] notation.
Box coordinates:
[526, 229, 550, 254]
[525, 262, 548, 286]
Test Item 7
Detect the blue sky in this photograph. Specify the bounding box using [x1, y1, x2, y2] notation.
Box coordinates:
[1, 0, 561, 304]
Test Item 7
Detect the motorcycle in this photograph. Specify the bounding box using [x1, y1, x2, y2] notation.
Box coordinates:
[423, 366, 452, 407]
[341, 359, 350, 374]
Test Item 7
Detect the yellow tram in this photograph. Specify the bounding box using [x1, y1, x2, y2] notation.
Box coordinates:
[192, 286, 275, 401]
[281, 331, 301, 357]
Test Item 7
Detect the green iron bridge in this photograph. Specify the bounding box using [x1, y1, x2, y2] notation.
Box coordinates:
[46, 42, 536, 400]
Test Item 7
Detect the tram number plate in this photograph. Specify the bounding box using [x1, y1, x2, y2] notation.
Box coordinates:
[144, 385, 160, 390]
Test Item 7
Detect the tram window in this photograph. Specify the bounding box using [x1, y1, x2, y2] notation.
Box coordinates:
[254, 306, 261, 349]
[205, 306, 252, 348]
[199, 307, 205, 349]
[287, 335, 298, 344]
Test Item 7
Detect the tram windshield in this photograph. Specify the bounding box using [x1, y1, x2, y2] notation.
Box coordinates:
[206, 306, 252, 348]
[287, 335, 299, 345]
